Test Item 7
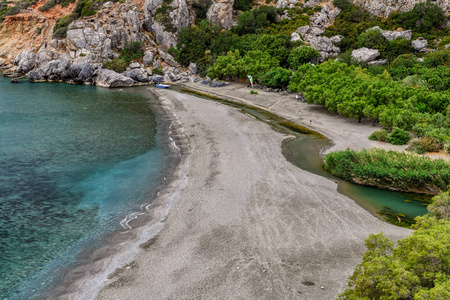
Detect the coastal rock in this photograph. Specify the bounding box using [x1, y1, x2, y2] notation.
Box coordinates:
[0, 58, 5, 66]
[143, 50, 154, 66]
[150, 75, 164, 83]
[351, 48, 380, 62]
[367, 26, 412, 41]
[123, 68, 149, 82]
[95, 69, 134, 88]
[189, 62, 197, 74]
[158, 50, 180, 67]
[207, 0, 234, 30]
[15, 51, 36, 74]
[412, 37, 428, 52]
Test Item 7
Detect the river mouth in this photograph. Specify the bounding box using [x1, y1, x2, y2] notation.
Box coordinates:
[177, 86, 430, 227]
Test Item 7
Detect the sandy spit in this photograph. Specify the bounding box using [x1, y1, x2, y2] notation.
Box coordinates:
[85, 85, 411, 300]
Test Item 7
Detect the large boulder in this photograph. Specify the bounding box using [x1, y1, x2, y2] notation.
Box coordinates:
[276, 0, 300, 9]
[352, 48, 380, 62]
[412, 37, 428, 53]
[95, 69, 134, 87]
[14, 51, 36, 74]
[207, 0, 234, 30]
[143, 50, 154, 66]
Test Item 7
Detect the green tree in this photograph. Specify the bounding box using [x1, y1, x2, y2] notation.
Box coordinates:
[287, 46, 321, 69]
[395, 2, 446, 33]
[428, 190, 450, 219]
[260, 67, 292, 88]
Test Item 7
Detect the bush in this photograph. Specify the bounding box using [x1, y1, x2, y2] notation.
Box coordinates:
[287, 46, 320, 69]
[260, 67, 292, 88]
[368, 129, 388, 142]
[444, 142, 450, 154]
[409, 137, 441, 153]
[152, 67, 164, 75]
[386, 127, 411, 145]
[233, 6, 277, 35]
[357, 29, 387, 51]
[394, 2, 446, 33]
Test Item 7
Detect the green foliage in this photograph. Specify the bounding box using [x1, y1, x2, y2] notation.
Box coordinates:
[287, 46, 320, 70]
[233, 6, 277, 35]
[251, 34, 291, 65]
[102, 41, 144, 73]
[324, 148, 450, 194]
[393, 2, 446, 33]
[233, 0, 252, 12]
[428, 189, 450, 219]
[386, 127, 411, 145]
[339, 216, 450, 299]
[260, 67, 292, 88]
[267, 14, 309, 35]
[250, 90, 258, 94]
[155, 0, 177, 33]
[368, 129, 388, 142]
[207, 50, 279, 81]
[288, 61, 450, 143]
[53, 14, 78, 39]
[152, 67, 164, 75]
[358, 29, 387, 50]
[408, 137, 441, 154]
[192, 0, 212, 20]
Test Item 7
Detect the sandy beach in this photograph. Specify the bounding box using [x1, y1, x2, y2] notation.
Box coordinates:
[71, 83, 412, 300]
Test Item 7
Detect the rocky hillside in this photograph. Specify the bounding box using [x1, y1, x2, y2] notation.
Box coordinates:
[0, 0, 447, 87]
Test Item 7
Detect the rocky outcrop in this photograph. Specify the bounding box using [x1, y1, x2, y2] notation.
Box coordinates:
[143, 0, 192, 48]
[351, 48, 380, 62]
[296, 25, 340, 59]
[353, 0, 450, 18]
[95, 69, 134, 87]
[143, 50, 154, 66]
[310, 4, 341, 28]
[207, 0, 234, 30]
[412, 37, 428, 52]
[66, 2, 145, 61]
[276, 0, 300, 9]
[367, 26, 412, 41]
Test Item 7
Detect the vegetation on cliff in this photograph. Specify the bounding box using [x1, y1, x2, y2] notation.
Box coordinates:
[340, 191, 450, 299]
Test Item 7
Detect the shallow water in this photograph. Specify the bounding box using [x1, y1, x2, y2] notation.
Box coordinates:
[0, 79, 169, 299]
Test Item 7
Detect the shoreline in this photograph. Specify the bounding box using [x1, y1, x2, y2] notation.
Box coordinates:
[85, 86, 411, 299]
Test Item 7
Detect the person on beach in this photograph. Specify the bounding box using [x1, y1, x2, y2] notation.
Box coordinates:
[296, 94, 299, 101]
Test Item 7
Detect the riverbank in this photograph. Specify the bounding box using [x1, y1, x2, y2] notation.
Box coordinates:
[88, 87, 411, 299]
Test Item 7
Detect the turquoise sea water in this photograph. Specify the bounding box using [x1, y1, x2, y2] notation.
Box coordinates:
[0, 78, 170, 299]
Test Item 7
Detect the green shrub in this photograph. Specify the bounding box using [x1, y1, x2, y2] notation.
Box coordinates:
[233, 0, 252, 12]
[357, 29, 387, 51]
[250, 90, 258, 94]
[287, 46, 320, 69]
[102, 57, 129, 73]
[368, 129, 388, 142]
[233, 6, 277, 35]
[260, 67, 292, 88]
[386, 127, 411, 145]
[393, 2, 446, 33]
[192, 0, 212, 19]
[152, 67, 164, 75]
[444, 142, 450, 154]
[410, 137, 441, 152]
[324, 148, 450, 194]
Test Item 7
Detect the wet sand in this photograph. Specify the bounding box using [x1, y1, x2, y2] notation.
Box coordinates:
[84, 85, 411, 300]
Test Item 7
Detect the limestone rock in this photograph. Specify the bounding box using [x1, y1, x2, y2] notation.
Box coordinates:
[129, 62, 141, 69]
[158, 50, 180, 67]
[368, 59, 388, 66]
[143, 50, 154, 66]
[150, 75, 164, 83]
[330, 35, 343, 44]
[351, 48, 380, 62]
[354, 0, 449, 18]
[412, 37, 428, 53]
[189, 62, 197, 74]
[310, 5, 341, 28]
[15, 51, 36, 74]
[0, 58, 5, 66]
[291, 32, 303, 42]
[367, 26, 412, 41]
[95, 69, 134, 87]
[276, 0, 300, 9]
[207, 0, 234, 30]
[143, 0, 191, 48]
